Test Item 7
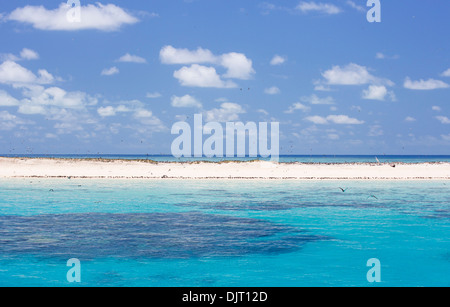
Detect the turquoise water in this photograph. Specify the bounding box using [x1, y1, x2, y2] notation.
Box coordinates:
[2, 154, 450, 163]
[0, 178, 449, 287]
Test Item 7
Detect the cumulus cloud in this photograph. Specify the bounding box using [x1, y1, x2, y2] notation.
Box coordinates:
[18, 86, 98, 115]
[264, 86, 280, 95]
[8, 2, 139, 31]
[0, 90, 19, 106]
[0, 61, 39, 84]
[171, 95, 202, 108]
[304, 115, 328, 125]
[405, 116, 416, 122]
[101, 66, 119, 76]
[20, 48, 39, 60]
[436, 116, 450, 124]
[173, 64, 237, 88]
[285, 103, 311, 114]
[160, 45, 216, 65]
[133, 109, 153, 118]
[116, 53, 147, 64]
[160, 46, 255, 86]
[97, 106, 117, 117]
[432, 106, 441, 112]
[146, 92, 162, 99]
[404, 78, 449, 90]
[362, 85, 396, 101]
[441, 69, 450, 77]
[0, 61, 56, 85]
[204, 102, 246, 122]
[270, 55, 286, 66]
[305, 115, 364, 125]
[301, 94, 335, 105]
[220, 52, 255, 80]
[0, 111, 32, 130]
[322, 63, 394, 86]
[296, 2, 342, 15]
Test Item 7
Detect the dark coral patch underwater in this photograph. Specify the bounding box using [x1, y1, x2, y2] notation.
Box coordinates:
[0, 212, 327, 260]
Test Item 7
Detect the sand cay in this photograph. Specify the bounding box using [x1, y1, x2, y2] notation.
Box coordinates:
[0, 157, 449, 180]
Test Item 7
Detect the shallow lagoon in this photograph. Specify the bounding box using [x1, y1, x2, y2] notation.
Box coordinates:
[0, 179, 449, 286]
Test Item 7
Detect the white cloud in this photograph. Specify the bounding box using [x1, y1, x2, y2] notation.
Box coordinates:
[134, 109, 153, 118]
[0, 111, 31, 130]
[18, 86, 98, 114]
[432, 106, 441, 112]
[322, 63, 394, 86]
[296, 2, 342, 15]
[264, 86, 280, 95]
[0, 53, 20, 62]
[285, 103, 311, 114]
[160, 46, 255, 85]
[37, 69, 54, 84]
[173, 64, 237, 88]
[327, 115, 364, 125]
[375, 52, 399, 60]
[0, 61, 55, 85]
[305, 115, 364, 125]
[346, 1, 365, 12]
[146, 92, 162, 99]
[160, 45, 217, 65]
[97, 105, 129, 117]
[405, 116, 416, 122]
[220, 52, 255, 80]
[301, 94, 334, 105]
[1, 48, 39, 62]
[442, 134, 450, 142]
[270, 55, 286, 66]
[20, 48, 39, 60]
[204, 102, 245, 122]
[8, 3, 139, 31]
[404, 78, 449, 90]
[304, 115, 328, 125]
[314, 84, 332, 92]
[0, 61, 39, 84]
[0, 90, 19, 106]
[171, 95, 202, 108]
[441, 68, 450, 77]
[436, 116, 450, 124]
[257, 109, 269, 116]
[18, 104, 47, 115]
[362, 85, 388, 100]
[101, 66, 119, 76]
[116, 53, 147, 64]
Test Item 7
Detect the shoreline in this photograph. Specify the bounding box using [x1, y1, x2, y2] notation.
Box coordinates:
[0, 157, 449, 180]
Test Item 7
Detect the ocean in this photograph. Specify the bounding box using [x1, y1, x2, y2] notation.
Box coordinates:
[0, 176, 449, 287]
[2, 154, 450, 163]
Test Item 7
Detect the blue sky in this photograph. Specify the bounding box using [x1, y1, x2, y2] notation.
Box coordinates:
[0, 0, 449, 155]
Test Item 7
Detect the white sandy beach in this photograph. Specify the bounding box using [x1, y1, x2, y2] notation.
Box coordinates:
[0, 157, 449, 180]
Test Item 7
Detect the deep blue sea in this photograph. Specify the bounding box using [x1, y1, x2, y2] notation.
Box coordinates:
[0, 177, 449, 287]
